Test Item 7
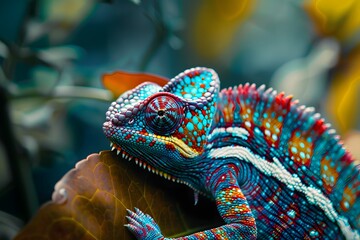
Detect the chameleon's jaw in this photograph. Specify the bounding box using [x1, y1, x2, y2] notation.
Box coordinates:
[103, 120, 200, 159]
[108, 140, 209, 198]
[104, 121, 208, 197]
[108, 141, 183, 183]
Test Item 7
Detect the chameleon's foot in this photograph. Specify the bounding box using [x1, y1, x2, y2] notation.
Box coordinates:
[125, 208, 164, 240]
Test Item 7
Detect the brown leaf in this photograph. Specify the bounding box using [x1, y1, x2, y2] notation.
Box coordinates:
[15, 151, 221, 239]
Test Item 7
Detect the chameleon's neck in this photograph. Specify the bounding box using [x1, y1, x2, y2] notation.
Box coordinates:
[206, 91, 250, 148]
[212, 90, 243, 129]
[200, 91, 256, 191]
[185, 90, 254, 198]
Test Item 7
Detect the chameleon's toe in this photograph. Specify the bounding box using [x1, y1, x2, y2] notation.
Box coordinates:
[125, 208, 164, 240]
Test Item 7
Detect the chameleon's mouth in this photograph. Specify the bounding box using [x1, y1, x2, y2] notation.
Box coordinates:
[103, 121, 199, 159]
[109, 141, 184, 184]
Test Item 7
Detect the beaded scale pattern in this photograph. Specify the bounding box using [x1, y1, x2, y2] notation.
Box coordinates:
[103, 67, 360, 239]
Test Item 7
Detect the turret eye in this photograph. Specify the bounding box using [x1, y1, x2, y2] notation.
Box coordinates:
[145, 95, 184, 135]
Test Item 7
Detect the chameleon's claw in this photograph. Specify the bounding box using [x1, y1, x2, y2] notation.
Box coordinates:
[126, 215, 142, 229]
[125, 208, 164, 240]
[126, 209, 134, 215]
[134, 207, 143, 215]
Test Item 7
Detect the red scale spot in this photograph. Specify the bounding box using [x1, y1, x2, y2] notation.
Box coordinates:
[341, 152, 354, 164]
[149, 140, 156, 147]
[173, 131, 185, 140]
[139, 129, 148, 135]
[275, 93, 292, 109]
[313, 119, 327, 135]
[165, 143, 175, 151]
[125, 134, 132, 140]
[136, 137, 146, 143]
[198, 129, 206, 136]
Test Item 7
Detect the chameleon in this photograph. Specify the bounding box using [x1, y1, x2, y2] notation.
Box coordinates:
[102, 67, 360, 239]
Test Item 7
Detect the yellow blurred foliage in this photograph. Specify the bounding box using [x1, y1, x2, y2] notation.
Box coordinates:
[304, 0, 360, 41]
[326, 46, 360, 134]
[305, 0, 360, 134]
[40, 0, 96, 42]
[191, 0, 255, 59]
[43, 0, 95, 27]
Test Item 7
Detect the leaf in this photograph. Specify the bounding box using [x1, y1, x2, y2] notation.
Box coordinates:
[325, 46, 360, 134]
[191, 0, 256, 59]
[304, 0, 360, 41]
[15, 151, 221, 239]
[40, 0, 97, 43]
[102, 71, 169, 98]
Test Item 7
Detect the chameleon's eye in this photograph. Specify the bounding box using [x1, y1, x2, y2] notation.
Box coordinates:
[145, 95, 184, 135]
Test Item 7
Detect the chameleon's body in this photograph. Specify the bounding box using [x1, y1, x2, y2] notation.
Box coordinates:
[103, 67, 360, 239]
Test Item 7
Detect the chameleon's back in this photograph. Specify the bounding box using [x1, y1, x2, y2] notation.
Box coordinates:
[210, 83, 360, 239]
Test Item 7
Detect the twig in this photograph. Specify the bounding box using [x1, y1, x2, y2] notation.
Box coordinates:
[10, 86, 114, 102]
[139, 0, 168, 71]
[0, 86, 39, 220]
[0, 0, 39, 220]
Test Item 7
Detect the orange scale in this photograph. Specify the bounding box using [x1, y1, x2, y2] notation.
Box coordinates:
[239, 107, 255, 131]
[223, 103, 234, 125]
[320, 157, 339, 194]
[288, 134, 313, 166]
[165, 143, 176, 151]
[261, 116, 283, 147]
[340, 185, 357, 212]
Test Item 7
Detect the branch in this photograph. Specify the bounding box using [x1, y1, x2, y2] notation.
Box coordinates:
[10, 86, 114, 102]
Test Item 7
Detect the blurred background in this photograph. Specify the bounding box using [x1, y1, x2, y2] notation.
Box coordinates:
[0, 0, 359, 238]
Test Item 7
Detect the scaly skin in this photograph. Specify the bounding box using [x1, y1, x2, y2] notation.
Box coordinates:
[103, 67, 360, 239]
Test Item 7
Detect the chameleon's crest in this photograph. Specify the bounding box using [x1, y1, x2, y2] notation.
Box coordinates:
[161, 67, 220, 151]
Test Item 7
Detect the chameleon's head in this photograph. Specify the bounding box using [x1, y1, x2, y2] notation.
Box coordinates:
[103, 67, 219, 184]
